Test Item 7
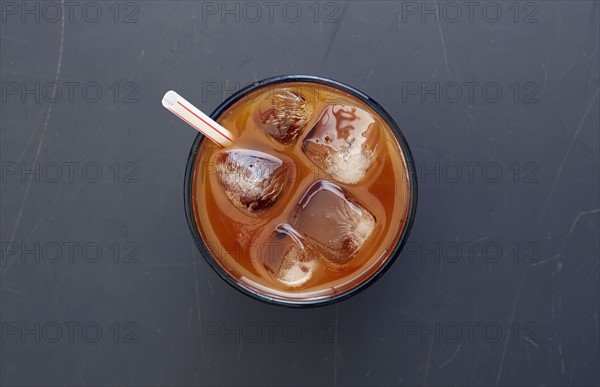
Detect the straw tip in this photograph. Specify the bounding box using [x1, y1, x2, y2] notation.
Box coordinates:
[162, 90, 179, 108]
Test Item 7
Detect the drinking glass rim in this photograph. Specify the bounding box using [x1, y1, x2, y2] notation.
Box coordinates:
[183, 74, 418, 308]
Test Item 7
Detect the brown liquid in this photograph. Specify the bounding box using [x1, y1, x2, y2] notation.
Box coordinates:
[192, 82, 411, 302]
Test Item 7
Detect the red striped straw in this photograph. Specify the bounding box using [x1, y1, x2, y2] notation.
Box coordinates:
[162, 90, 233, 147]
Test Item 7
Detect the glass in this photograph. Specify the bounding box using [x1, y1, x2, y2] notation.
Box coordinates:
[184, 75, 417, 307]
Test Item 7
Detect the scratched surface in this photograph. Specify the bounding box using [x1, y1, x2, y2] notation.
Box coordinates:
[1, 1, 599, 386]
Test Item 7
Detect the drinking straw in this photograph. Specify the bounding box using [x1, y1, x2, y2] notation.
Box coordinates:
[162, 90, 233, 147]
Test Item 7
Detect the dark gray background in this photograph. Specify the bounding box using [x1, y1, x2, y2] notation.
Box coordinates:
[1, 1, 599, 386]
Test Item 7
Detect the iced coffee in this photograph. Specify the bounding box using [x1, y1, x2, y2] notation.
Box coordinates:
[191, 81, 413, 303]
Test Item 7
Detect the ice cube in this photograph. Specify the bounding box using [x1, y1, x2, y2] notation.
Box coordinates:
[216, 149, 287, 214]
[302, 104, 380, 184]
[291, 180, 376, 265]
[256, 88, 313, 145]
[258, 224, 317, 287]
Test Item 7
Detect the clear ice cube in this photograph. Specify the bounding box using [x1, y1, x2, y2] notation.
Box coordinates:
[216, 149, 287, 214]
[302, 104, 380, 184]
[256, 88, 313, 145]
[259, 224, 317, 287]
[291, 180, 376, 265]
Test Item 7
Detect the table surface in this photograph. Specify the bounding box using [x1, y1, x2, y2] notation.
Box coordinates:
[1, 1, 599, 386]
